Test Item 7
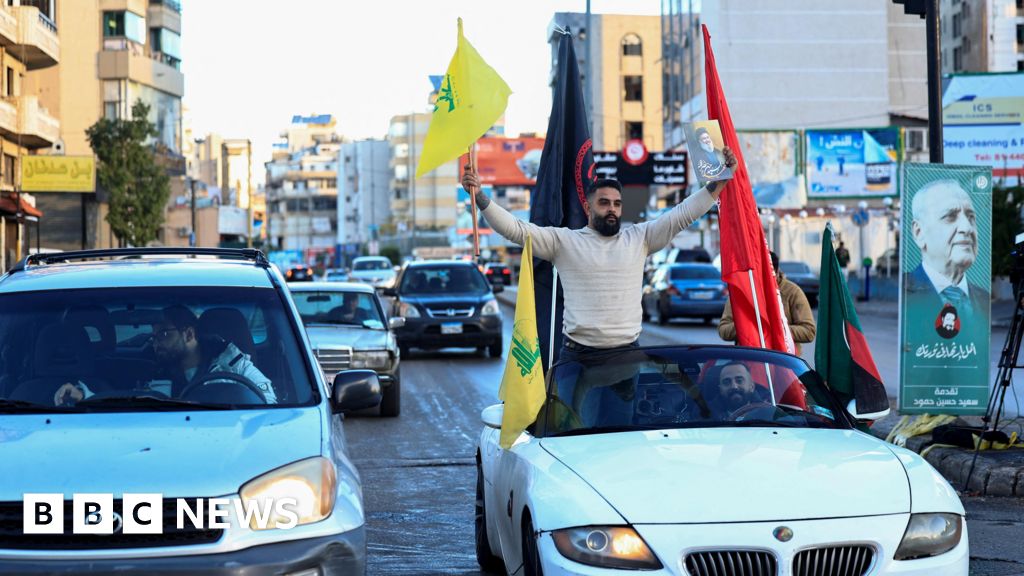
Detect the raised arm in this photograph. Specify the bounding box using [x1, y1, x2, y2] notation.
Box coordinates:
[463, 167, 561, 260]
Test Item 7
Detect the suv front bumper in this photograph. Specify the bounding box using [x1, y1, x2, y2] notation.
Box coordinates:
[396, 315, 502, 349]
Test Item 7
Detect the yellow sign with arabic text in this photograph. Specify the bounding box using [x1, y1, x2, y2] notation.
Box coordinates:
[21, 156, 95, 192]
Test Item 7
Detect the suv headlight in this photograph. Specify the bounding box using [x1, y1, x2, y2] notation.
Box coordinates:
[552, 526, 662, 570]
[239, 457, 336, 530]
[481, 299, 501, 316]
[351, 350, 391, 370]
[398, 302, 421, 318]
[894, 513, 963, 560]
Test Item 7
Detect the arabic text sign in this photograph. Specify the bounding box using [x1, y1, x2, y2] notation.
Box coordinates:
[899, 163, 991, 415]
[593, 150, 687, 186]
[942, 72, 1024, 177]
[21, 156, 95, 193]
[805, 128, 900, 198]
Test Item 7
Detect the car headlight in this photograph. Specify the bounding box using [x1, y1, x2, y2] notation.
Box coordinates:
[239, 457, 336, 531]
[481, 299, 501, 316]
[398, 302, 420, 318]
[894, 513, 963, 560]
[351, 350, 391, 370]
[551, 526, 662, 570]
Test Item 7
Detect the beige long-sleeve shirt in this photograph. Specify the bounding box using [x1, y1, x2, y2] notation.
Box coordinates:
[482, 190, 716, 348]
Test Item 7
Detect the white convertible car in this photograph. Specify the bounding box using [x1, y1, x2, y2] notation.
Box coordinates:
[476, 346, 967, 576]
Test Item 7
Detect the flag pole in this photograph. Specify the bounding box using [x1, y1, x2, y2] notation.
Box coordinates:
[548, 267, 559, 370]
[467, 145, 481, 257]
[747, 268, 777, 403]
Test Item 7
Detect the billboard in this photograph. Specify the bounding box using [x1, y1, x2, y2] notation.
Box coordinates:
[737, 130, 804, 208]
[21, 156, 95, 192]
[899, 163, 992, 415]
[805, 128, 901, 198]
[593, 150, 687, 186]
[458, 137, 545, 186]
[942, 72, 1024, 178]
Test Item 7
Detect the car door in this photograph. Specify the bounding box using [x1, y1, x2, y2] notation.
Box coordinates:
[491, 434, 535, 571]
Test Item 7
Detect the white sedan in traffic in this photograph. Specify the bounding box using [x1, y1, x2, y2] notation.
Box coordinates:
[476, 345, 967, 575]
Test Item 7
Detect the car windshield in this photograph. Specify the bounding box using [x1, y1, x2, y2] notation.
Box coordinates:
[0, 287, 316, 412]
[292, 291, 384, 328]
[674, 250, 711, 263]
[354, 259, 391, 271]
[670, 266, 720, 280]
[780, 262, 811, 275]
[399, 266, 489, 294]
[537, 347, 846, 437]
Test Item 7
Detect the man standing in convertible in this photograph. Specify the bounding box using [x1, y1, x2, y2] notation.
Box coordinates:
[461, 148, 736, 362]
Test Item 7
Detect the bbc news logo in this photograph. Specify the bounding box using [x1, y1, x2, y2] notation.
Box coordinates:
[23, 494, 300, 534]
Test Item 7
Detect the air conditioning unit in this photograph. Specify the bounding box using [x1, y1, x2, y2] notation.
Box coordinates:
[176, 227, 190, 238]
[905, 128, 928, 152]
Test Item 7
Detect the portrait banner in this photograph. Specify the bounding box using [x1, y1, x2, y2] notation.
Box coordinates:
[899, 163, 992, 415]
[682, 120, 733, 188]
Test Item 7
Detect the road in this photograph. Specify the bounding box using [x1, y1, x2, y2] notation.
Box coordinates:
[344, 303, 1024, 575]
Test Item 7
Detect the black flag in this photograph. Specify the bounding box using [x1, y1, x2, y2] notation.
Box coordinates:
[530, 30, 594, 369]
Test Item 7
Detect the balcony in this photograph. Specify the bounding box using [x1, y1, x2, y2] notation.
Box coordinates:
[98, 47, 184, 98]
[11, 6, 58, 70]
[0, 98, 16, 138]
[0, 95, 59, 148]
[0, 8, 18, 47]
[284, 170, 337, 181]
[148, 1, 181, 34]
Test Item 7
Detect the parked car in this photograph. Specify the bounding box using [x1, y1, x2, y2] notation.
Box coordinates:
[349, 256, 397, 290]
[0, 247, 379, 574]
[285, 265, 315, 282]
[290, 282, 402, 416]
[321, 267, 350, 282]
[642, 263, 727, 325]
[646, 247, 713, 283]
[476, 345, 967, 575]
[484, 262, 512, 286]
[383, 260, 504, 357]
[780, 260, 820, 307]
[876, 248, 900, 277]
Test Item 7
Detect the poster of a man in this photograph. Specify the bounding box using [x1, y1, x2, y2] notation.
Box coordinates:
[899, 164, 992, 415]
[683, 121, 733, 188]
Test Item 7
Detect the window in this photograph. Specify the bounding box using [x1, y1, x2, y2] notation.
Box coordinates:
[1018, 24, 1024, 45]
[952, 13, 961, 38]
[624, 76, 643, 101]
[963, 36, 971, 54]
[622, 33, 642, 56]
[150, 27, 182, 67]
[394, 164, 409, 182]
[626, 121, 643, 141]
[1018, 60, 1024, 72]
[103, 11, 146, 44]
[394, 143, 409, 158]
[5, 67, 13, 97]
[954, 46, 963, 70]
[312, 196, 337, 211]
[3, 154, 14, 186]
[104, 102, 118, 119]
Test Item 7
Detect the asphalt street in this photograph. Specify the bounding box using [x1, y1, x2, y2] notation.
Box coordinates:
[344, 303, 1024, 575]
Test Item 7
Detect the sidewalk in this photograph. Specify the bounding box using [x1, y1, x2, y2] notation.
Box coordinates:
[496, 286, 1024, 496]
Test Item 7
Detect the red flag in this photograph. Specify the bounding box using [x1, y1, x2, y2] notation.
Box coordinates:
[703, 25, 804, 408]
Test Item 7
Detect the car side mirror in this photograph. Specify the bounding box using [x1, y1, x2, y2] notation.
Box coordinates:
[846, 399, 890, 422]
[388, 317, 406, 330]
[491, 284, 504, 294]
[381, 287, 397, 297]
[331, 370, 381, 414]
[481, 403, 503, 429]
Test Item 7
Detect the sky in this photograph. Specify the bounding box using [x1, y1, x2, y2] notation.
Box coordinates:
[181, 1, 663, 168]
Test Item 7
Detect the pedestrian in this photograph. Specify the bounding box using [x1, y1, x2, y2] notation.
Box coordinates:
[835, 241, 850, 269]
[461, 148, 738, 362]
[718, 251, 816, 355]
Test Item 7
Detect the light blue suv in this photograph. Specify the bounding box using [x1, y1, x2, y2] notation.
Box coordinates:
[0, 248, 380, 575]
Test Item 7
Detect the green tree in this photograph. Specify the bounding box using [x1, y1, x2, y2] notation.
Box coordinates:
[992, 185, 1024, 278]
[86, 100, 170, 247]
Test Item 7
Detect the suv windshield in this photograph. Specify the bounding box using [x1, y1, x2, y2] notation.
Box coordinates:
[293, 291, 384, 328]
[399, 265, 489, 294]
[537, 347, 846, 437]
[0, 287, 315, 411]
[670, 266, 720, 280]
[353, 259, 391, 271]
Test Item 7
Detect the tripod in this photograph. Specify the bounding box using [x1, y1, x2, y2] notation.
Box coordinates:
[964, 276, 1024, 489]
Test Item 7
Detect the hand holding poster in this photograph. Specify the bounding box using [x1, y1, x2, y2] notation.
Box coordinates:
[900, 163, 992, 415]
[683, 121, 733, 188]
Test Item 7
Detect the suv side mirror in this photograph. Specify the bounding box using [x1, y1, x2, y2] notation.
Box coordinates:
[388, 317, 406, 330]
[846, 399, 890, 422]
[331, 370, 381, 414]
[381, 287, 397, 297]
[491, 284, 504, 294]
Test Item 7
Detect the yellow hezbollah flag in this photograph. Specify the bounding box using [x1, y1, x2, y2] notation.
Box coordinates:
[416, 18, 511, 178]
[498, 235, 546, 448]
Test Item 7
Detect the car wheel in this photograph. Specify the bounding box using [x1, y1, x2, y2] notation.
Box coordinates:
[488, 339, 503, 358]
[379, 374, 400, 417]
[475, 460, 505, 573]
[522, 513, 543, 576]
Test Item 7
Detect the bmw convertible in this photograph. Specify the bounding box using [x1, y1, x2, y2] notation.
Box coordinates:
[475, 345, 967, 575]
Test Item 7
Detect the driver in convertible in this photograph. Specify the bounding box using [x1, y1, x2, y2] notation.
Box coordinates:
[55, 305, 276, 405]
[709, 362, 770, 419]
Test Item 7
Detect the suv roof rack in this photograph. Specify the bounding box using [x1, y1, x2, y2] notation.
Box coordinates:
[9, 247, 270, 273]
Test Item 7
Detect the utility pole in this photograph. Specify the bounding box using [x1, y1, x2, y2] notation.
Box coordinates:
[892, 0, 943, 163]
[585, 0, 592, 134]
[408, 112, 417, 253]
[247, 139, 254, 248]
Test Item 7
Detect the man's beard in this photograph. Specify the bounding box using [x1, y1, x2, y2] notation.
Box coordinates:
[591, 213, 620, 236]
[699, 141, 715, 154]
[724, 389, 753, 411]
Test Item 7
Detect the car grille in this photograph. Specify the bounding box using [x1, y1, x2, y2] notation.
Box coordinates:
[792, 545, 874, 576]
[685, 550, 777, 576]
[425, 307, 474, 318]
[314, 347, 353, 375]
[0, 499, 223, 550]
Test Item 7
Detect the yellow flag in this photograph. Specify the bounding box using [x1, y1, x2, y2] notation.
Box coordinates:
[416, 18, 512, 178]
[498, 235, 546, 449]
